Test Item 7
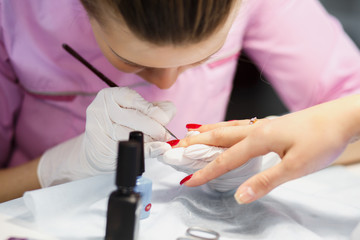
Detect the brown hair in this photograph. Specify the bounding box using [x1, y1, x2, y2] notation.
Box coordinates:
[80, 0, 236, 46]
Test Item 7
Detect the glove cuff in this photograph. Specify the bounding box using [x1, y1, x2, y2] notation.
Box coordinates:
[37, 134, 88, 187]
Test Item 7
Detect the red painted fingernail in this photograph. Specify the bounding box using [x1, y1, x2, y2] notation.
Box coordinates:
[167, 139, 180, 147]
[186, 123, 202, 129]
[180, 174, 193, 185]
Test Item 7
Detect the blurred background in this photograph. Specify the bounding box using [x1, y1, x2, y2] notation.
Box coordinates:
[225, 0, 360, 120]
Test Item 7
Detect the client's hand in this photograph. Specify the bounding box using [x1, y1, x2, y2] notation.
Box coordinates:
[160, 131, 262, 192]
[175, 95, 360, 203]
[38, 87, 176, 187]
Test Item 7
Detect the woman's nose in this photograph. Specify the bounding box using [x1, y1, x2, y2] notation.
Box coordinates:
[138, 67, 182, 89]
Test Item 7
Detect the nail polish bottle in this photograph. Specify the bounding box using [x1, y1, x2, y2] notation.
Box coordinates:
[105, 141, 141, 240]
[129, 131, 153, 219]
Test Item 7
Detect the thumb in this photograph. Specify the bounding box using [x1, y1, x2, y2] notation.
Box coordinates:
[234, 163, 292, 204]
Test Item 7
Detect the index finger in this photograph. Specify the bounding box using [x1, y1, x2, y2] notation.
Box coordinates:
[187, 119, 256, 133]
[177, 125, 250, 148]
[182, 136, 271, 187]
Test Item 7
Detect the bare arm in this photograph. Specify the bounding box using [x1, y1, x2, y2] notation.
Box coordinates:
[334, 140, 360, 165]
[0, 157, 41, 202]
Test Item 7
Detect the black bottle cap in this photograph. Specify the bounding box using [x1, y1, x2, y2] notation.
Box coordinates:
[116, 141, 140, 188]
[129, 131, 145, 176]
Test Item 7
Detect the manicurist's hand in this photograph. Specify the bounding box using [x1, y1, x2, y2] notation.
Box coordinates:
[175, 95, 360, 204]
[37, 87, 176, 187]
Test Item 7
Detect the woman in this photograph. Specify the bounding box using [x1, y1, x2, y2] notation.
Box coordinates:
[0, 0, 359, 202]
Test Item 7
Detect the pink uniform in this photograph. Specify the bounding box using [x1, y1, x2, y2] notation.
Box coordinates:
[1, 0, 360, 167]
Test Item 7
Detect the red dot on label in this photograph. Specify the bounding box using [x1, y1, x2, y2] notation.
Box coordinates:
[145, 203, 152, 212]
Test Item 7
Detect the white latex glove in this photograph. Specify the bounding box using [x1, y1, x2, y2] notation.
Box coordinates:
[160, 131, 262, 192]
[38, 87, 176, 187]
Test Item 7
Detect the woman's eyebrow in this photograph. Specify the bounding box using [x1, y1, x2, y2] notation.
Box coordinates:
[108, 45, 219, 69]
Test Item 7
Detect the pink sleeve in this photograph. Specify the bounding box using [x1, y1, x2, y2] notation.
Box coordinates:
[243, 0, 360, 111]
[0, 2, 23, 167]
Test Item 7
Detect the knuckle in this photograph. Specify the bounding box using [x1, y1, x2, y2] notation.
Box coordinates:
[259, 124, 272, 137]
[179, 135, 197, 147]
[255, 173, 273, 192]
[251, 120, 272, 140]
[181, 137, 192, 147]
[213, 154, 232, 173]
[281, 155, 303, 177]
[209, 127, 227, 142]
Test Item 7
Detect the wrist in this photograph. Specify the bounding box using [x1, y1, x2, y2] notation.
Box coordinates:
[338, 94, 360, 143]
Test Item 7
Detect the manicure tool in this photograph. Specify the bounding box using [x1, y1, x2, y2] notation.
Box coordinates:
[62, 43, 178, 140]
[177, 226, 220, 240]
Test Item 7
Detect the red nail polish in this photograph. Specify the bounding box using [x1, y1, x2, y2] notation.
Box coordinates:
[167, 139, 180, 147]
[186, 124, 202, 129]
[180, 174, 193, 185]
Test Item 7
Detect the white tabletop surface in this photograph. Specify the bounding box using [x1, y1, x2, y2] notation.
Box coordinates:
[1, 159, 360, 240]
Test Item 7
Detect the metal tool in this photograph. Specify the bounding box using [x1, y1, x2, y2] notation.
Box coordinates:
[177, 226, 220, 240]
[163, 126, 178, 140]
[62, 43, 178, 140]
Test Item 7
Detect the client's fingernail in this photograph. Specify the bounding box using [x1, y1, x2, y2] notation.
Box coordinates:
[180, 174, 193, 185]
[234, 186, 255, 204]
[167, 139, 180, 147]
[186, 123, 202, 129]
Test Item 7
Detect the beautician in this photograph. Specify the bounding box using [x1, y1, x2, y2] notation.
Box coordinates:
[1, 0, 360, 203]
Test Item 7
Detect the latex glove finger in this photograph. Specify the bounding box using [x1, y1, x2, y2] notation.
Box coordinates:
[111, 124, 157, 143]
[145, 141, 172, 159]
[160, 148, 191, 166]
[160, 144, 225, 171]
[87, 87, 174, 141]
[152, 101, 177, 123]
[181, 131, 224, 167]
[160, 131, 225, 172]
[111, 88, 175, 125]
[158, 148, 197, 175]
[91, 126, 173, 160]
[85, 120, 163, 166]
[183, 144, 224, 162]
[106, 88, 170, 140]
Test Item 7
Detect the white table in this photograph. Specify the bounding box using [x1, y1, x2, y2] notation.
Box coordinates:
[1, 159, 360, 240]
[346, 162, 360, 177]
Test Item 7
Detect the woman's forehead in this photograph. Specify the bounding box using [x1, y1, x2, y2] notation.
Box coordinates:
[98, 23, 228, 68]
[91, 1, 241, 68]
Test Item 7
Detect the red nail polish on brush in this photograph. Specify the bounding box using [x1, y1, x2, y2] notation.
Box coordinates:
[167, 139, 180, 147]
[180, 174, 193, 185]
[186, 124, 202, 129]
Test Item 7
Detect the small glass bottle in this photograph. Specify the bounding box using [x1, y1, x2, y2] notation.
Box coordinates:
[105, 141, 141, 240]
[129, 131, 153, 219]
